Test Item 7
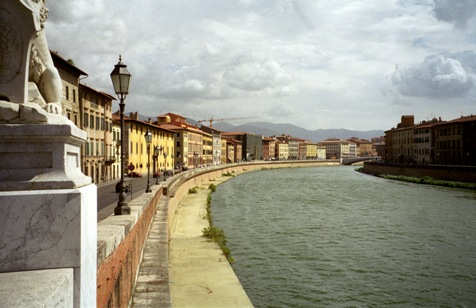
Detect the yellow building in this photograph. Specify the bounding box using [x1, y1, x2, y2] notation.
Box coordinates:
[306, 143, 318, 160]
[201, 131, 213, 166]
[276, 140, 289, 160]
[125, 112, 175, 175]
[156, 113, 204, 169]
[221, 138, 228, 164]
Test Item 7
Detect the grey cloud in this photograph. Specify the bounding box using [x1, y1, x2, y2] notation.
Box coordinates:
[433, 0, 476, 28]
[392, 52, 475, 98]
[223, 56, 294, 93]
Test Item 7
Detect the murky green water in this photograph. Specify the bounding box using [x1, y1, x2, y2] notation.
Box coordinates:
[212, 166, 476, 307]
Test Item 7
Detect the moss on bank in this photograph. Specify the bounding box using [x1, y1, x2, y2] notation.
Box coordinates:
[202, 182, 234, 263]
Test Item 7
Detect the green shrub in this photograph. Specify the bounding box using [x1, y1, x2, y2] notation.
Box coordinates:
[188, 187, 198, 194]
[208, 183, 217, 192]
[202, 189, 234, 263]
[202, 226, 233, 262]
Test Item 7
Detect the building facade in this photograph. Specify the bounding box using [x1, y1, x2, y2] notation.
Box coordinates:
[385, 114, 475, 166]
[51, 52, 87, 127]
[319, 139, 357, 159]
[80, 84, 114, 184]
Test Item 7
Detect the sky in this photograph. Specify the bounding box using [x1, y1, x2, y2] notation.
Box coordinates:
[45, 0, 476, 131]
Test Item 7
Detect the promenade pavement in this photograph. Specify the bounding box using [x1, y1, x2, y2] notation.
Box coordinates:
[131, 176, 253, 307]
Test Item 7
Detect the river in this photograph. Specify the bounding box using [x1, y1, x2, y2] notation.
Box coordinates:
[211, 166, 476, 307]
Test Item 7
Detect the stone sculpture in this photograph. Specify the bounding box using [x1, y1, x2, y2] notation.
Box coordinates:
[0, 0, 91, 190]
[0, 0, 63, 123]
[0, 3, 96, 307]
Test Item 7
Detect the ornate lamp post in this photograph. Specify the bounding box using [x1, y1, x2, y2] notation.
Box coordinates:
[163, 152, 168, 181]
[144, 129, 152, 193]
[110, 55, 131, 215]
[154, 145, 162, 185]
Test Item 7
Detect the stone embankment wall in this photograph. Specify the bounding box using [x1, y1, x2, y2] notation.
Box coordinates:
[96, 160, 338, 307]
[96, 187, 163, 307]
[363, 162, 476, 183]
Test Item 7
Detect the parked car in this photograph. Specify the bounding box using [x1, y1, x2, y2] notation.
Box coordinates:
[128, 171, 142, 178]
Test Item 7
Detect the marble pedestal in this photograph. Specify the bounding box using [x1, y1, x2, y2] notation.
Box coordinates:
[0, 185, 97, 307]
[0, 123, 91, 191]
[0, 122, 96, 307]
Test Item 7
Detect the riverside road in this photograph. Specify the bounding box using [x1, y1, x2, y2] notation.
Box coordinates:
[97, 175, 167, 222]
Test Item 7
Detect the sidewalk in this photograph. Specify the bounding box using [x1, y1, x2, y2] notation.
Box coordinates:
[131, 176, 253, 307]
[168, 179, 253, 308]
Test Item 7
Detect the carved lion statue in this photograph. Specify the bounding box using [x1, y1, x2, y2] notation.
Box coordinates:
[0, 0, 64, 123]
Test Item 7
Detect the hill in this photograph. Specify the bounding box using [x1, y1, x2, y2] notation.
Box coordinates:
[132, 114, 384, 142]
[213, 121, 383, 142]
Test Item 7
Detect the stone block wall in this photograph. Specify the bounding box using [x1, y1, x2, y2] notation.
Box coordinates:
[363, 162, 476, 183]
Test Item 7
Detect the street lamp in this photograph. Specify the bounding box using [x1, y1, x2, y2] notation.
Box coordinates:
[163, 152, 168, 181]
[110, 55, 131, 215]
[154, 145, 162, 185]
[144, 129, 152, 193]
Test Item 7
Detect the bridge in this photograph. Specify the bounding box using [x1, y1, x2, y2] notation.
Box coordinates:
[342, 157, 381, 165]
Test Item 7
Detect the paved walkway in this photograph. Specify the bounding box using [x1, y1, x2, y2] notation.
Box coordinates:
[131, 177, 253, 307]
[131, 196, 171, 307]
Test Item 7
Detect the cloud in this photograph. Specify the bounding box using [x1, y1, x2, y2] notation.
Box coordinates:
[223, 55, 295, 94]
[432, 0, 476, 28]
[392, 52, 475, 98]
[41, 0, 476, 130]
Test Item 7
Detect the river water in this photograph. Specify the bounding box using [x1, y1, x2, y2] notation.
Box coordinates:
[212, 166, 476, 307]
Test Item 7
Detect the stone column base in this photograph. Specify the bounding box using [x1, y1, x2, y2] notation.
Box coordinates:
[0, 184, 97, 307]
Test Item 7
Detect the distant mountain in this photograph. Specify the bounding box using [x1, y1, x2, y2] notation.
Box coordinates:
[213, 121, 384, 142]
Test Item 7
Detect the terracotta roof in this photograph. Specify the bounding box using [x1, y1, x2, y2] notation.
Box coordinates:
[51, 51, 88, 76]
[80, 84, 114, 99]
[438, 114, 476, 125]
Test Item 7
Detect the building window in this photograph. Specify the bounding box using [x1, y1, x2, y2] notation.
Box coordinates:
[65, 86, 69, 100]
[73, 89, 76, 102]
[84, 112, 89, 128]
[74, 114, 78, 126]
[96, 117, 100, 130]
[90, 115, 94, 129]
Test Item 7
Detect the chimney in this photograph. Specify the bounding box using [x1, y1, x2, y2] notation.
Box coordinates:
[129, 112, 139, 120]
[400, 115, 414, 127]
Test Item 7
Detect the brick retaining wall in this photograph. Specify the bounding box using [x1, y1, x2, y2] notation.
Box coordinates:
[96, 187, 163, 307]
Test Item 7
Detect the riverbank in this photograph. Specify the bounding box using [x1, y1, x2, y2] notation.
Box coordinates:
[168, 174, 253, 307]
[363, 161, 476, 183]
